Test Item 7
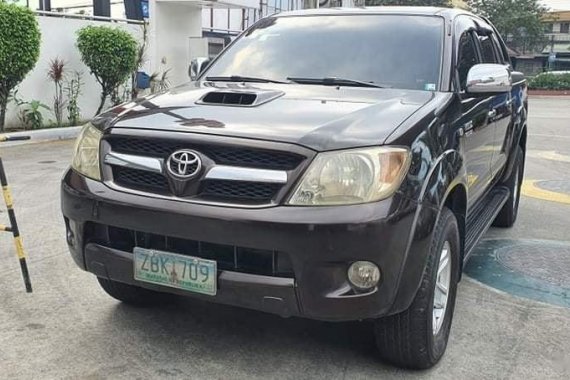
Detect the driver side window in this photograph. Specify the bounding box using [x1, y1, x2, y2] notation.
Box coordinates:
[457, 32, 479, 91]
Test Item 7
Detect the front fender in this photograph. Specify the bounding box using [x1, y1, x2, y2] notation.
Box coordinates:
[388, 149, 466, 314]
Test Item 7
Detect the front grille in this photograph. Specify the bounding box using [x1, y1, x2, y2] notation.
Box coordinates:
[114, 167, 170, 193]
[112, 168, 280, 203]
[104, 136, 308, 205]
[112, 138, 173, 157]
[86, 223, 294, 277]
[200, 180, 280, 202]
[205, 146, 302, 170]
[109, 137, 304, 170]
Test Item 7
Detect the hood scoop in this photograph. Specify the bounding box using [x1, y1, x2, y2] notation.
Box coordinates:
[197, 88, 284, 107]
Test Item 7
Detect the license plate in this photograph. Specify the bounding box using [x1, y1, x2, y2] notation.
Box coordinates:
[133, 247, 217, 296]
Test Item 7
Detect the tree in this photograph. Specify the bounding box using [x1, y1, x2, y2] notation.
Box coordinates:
[76, 25, 138, 115]
[0, 3, 41, 131]
[468, 0, 548, 54]
[365, 0, 451, 6]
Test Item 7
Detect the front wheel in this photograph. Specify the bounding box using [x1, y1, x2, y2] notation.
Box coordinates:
[374, 208, 460, 369]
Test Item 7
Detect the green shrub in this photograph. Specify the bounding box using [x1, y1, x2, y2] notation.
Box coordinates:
[528, 73, 570, 90]
[0, 3, 41, 131]
[76, 25, 138, 115]
[11, 90, 50, 130]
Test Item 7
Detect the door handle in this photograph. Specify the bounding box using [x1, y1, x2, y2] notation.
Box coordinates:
[488, 109, 497, 119]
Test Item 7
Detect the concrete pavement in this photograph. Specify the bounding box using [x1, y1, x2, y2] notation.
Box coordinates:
[0, 97, 569, 379]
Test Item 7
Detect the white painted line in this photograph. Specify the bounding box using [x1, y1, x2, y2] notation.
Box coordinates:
[529, 133, 570, 140]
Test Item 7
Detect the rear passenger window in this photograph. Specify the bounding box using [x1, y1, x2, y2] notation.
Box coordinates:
[457, 32, 478, 91]
[478, 35, 497, 63]
[491, 34, 507, 64]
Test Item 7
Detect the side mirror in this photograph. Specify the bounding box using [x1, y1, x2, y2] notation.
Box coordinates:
[189, 57, 211, 81]
[466, 64, 512, 94]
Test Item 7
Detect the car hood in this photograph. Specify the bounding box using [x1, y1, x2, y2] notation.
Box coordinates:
[109, 82, 436, 151]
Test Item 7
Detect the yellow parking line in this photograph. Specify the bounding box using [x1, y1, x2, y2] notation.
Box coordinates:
[527, 150, 570, 163]
[521, 180, 570, 205]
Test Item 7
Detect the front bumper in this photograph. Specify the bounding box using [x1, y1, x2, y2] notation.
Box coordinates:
[62, 169, 433, 321]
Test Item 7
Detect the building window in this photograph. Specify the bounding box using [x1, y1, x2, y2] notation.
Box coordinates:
[562, 23, 570, 34]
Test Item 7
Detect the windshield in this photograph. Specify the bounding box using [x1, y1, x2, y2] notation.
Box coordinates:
[204, 15, 444, 91]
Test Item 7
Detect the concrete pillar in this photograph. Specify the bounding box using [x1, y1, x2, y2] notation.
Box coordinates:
[149, 0, 205, 86]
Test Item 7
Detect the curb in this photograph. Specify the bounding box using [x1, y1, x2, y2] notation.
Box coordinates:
[2, 126, 81, 147]
[528, 90, 570, 96]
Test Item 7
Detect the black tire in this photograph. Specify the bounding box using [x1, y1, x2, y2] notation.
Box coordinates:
[493, 145, 524, 228]
[97, 277, 165, 306]
[374, 208, 460, 369]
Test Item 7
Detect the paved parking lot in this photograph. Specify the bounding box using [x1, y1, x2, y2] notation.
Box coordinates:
[0, 97, 569, 379]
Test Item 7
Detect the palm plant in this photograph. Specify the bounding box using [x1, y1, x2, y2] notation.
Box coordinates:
[47, 58, 66, 127]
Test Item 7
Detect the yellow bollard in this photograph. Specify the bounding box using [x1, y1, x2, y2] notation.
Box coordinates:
[0, 135, 32, 292]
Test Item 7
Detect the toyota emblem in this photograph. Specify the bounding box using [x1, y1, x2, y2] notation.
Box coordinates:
[166, 149, 202, 179]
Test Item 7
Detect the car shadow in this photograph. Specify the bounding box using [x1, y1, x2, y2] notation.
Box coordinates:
[101, 294, 389, 371]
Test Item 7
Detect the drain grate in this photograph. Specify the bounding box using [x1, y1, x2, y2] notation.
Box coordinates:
[496, 243, 570, 289]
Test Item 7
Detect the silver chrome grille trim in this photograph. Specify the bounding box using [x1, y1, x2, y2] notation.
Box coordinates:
[104, 152, 288, 184]
[104, 152, 163, 174]
[205, 166, 287, 184]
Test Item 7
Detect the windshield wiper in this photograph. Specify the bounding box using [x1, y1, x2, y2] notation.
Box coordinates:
[205, 75, 289, 84]
[287, 77, 388, 88]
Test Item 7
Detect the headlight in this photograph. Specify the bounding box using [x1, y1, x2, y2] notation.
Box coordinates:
[71, 123, 102, 180]
[287, 147, 410, 206]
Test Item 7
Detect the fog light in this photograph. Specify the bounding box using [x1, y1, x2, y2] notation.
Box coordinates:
[65, 219, 76, 247]
[348, 261, 380, 290]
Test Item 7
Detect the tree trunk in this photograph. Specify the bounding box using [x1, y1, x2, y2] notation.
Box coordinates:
[95, 90, 107, 116]
[0, 95, 7, 133]
[131, 73, 139, 100]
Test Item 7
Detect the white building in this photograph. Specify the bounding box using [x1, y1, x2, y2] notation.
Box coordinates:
[4, 0, 301, 127]
[149, 0, 301, 85]
[5, 0, 365, 127]
[18, 0, 302, 86]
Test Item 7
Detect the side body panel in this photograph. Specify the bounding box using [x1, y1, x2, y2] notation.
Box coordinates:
[383, 14, 527, 314]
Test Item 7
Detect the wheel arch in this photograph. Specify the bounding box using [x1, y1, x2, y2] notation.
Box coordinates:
[389, 149, 467, 314]
[442, 183, 467, 278]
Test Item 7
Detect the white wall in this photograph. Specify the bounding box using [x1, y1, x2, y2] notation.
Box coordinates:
[149, 1, 203, 86]
[5, 15, 143, 128]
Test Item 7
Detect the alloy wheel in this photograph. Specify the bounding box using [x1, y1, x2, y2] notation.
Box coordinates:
[433, 241, 451, 335]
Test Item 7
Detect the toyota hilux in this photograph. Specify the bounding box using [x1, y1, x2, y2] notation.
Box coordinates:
[62, 7, 527, 369]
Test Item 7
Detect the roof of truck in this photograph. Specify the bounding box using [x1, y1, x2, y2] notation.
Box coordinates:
[276, 6, 475, 19]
